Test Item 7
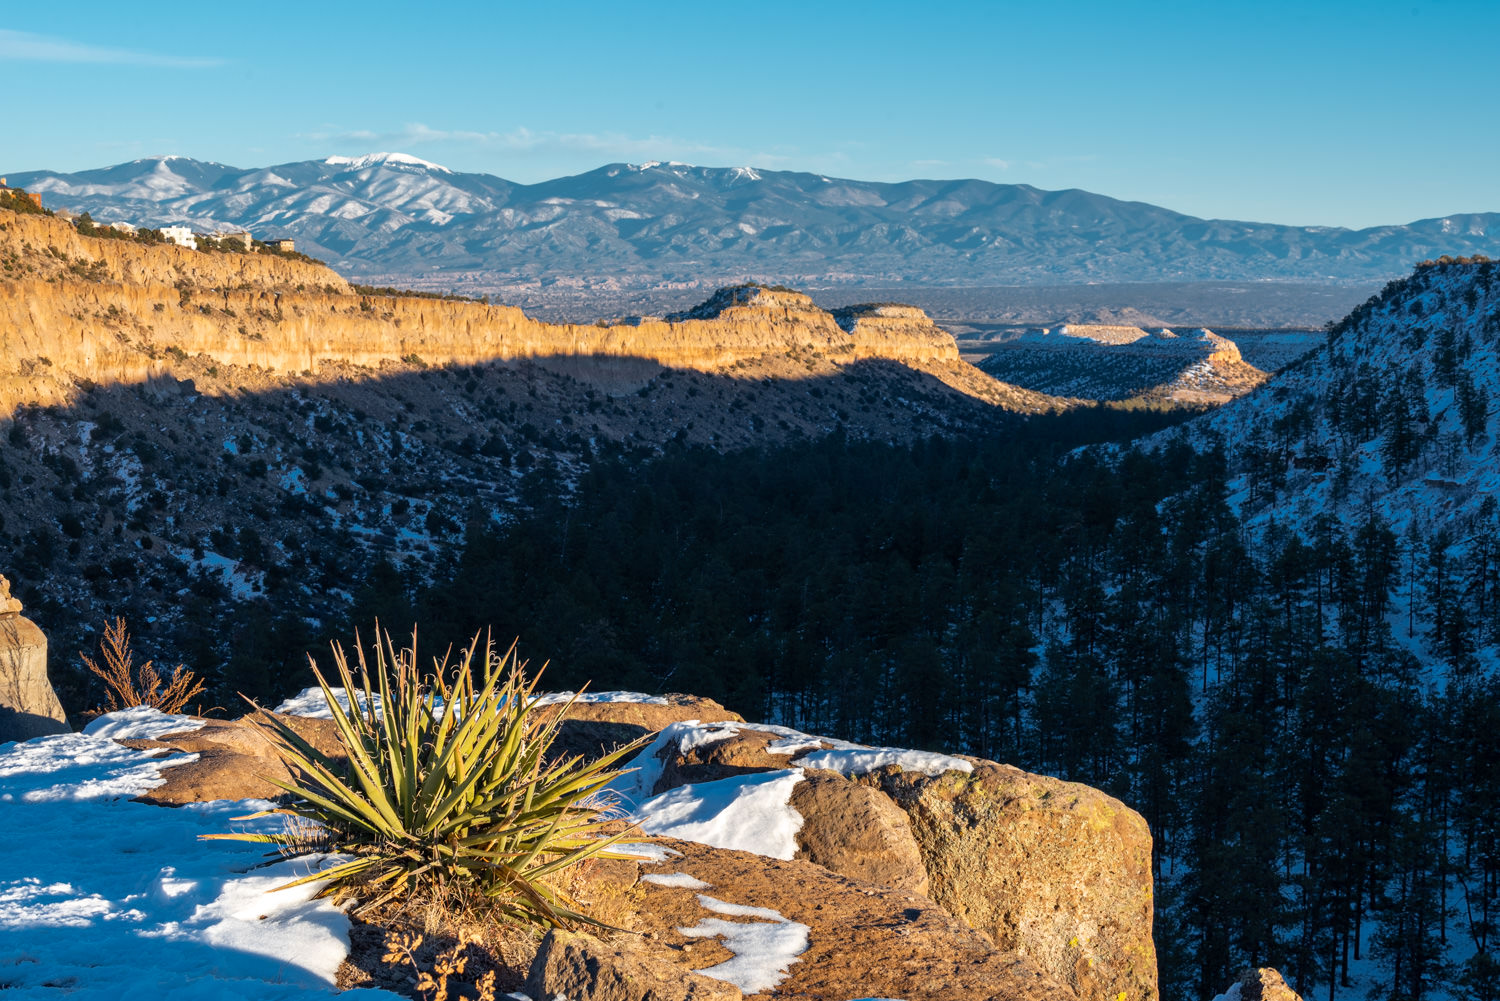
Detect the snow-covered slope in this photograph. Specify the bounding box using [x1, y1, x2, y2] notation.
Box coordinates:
[7, 155, 1497, 287]
[0, 708, 400, 1000]
[981, 324, 1269, 404]
[1172, 257, 1500, 541]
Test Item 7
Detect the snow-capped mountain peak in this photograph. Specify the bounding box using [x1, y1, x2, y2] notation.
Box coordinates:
[323, 152, 452, 174]
[7, 156, 1497, 286]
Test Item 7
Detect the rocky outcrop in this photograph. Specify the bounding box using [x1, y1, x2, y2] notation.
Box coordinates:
[0, 575, 70, 742]
[98, 697, 1155, 1000]
[527, 929, 744, 1001]
[573, 838, 1078, 1001]
[119, 712, 345, 804]
[643, 722, 1157, 1001]
[0, 210, 1041, 414]
[1214, 967, 1304, 1001]
[866, 760, 1157, 1001]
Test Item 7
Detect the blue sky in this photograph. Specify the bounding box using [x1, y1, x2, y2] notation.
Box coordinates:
[3, 0, 1495, 228]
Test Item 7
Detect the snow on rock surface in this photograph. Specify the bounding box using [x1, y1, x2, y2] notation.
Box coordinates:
[0, 724, 401, 999]
[272, 686, 382, 719]
[614, 717, 971, 810]
[636, 769, 807, 859]
[530, 690, 670, 706]
[640, 871, 712, 889]
[80, 705, 205, 741]
[677, 893, 810, 994]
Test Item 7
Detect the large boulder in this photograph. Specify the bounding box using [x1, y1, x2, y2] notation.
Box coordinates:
[789, 768, 930, 895]
[864, 759, 1158, 1001]
[569, 837, 1077, 1001]
[642, 720, 1157, 1001]
[653, 725, 805, 791]
[539, 694, 744, 765]
[643, 725, 929, 894]
[0, 579, 70, 741]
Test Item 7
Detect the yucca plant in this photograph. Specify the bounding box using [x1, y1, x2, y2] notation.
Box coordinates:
[208, 630, 644, 926]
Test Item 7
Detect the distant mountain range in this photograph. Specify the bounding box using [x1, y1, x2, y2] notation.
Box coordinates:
[9, 153, 1497, 289]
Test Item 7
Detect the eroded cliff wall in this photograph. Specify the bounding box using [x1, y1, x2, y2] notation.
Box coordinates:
[0, 209, 1036, 413]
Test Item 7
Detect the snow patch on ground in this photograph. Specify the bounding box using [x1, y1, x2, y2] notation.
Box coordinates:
[272, 687, 382, 719]
[0, 728, 401, 999]
[81, 706, 205, 741]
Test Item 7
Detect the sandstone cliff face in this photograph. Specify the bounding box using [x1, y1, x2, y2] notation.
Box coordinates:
[0, 612, 69, 742]
[0, 210, 1046, 414]
[0, 210, 348, 293]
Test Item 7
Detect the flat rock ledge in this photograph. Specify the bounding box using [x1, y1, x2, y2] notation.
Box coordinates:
[552, 838, 1077, 1001]
[109, 697, 1156, 1001]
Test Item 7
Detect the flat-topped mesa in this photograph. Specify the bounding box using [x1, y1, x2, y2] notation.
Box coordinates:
[832, 303, 961, 364]
[0, 207, 347, 294]
[665, 283, 823, 322]
[1051, 324, 1159, 346]
[1019, 323, 1246, 362]
[0, 214, 986, 411]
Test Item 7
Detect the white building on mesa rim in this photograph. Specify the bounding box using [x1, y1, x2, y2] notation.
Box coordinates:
[160, 225, 196, 250]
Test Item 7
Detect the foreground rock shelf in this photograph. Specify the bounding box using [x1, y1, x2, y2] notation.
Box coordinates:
[116, 691, 1157, 1001]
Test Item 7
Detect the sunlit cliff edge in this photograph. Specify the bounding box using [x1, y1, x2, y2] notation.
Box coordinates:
[0, 209, 1062, 415]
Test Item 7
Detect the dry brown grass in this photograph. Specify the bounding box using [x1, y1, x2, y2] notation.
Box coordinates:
[81, 617, 206, 714]
[338, 890, 540, 1000]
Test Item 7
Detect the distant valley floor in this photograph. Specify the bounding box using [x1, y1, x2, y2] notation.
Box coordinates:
[353, 275, 1378, 330]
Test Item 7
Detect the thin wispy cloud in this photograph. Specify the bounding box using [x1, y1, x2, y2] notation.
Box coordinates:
[0, 29, 223, 68]
[983, 157, 1012, 170]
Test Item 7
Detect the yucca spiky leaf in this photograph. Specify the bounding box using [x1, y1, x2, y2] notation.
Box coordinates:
[207, 628, 648, 927]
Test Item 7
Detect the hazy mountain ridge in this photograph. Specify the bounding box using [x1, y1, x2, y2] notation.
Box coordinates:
[10, 155, 1497, 293]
